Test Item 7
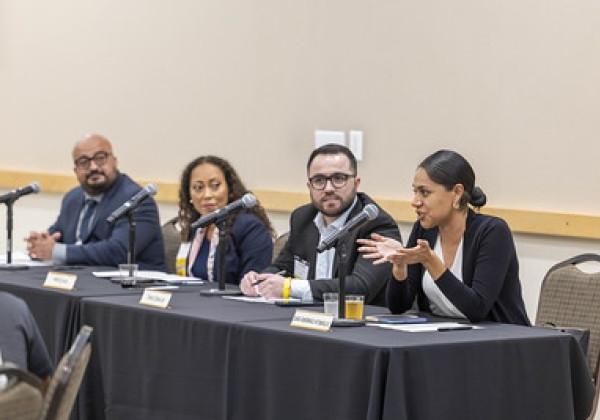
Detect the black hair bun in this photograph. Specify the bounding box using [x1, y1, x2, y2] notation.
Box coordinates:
[470, 186, 487, 208]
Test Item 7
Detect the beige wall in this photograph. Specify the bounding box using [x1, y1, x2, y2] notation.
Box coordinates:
[1, 0, 600, 216]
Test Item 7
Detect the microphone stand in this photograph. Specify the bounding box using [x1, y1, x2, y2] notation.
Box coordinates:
[331, 238, 365, 327]
[116, 211, 151, 287]
[0, 199, 28, 270]
[126, 212, 136, 274]
[200, 219, 242, 296]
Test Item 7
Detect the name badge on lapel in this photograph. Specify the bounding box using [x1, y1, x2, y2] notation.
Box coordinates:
[293, 256, 310, 280]
[175, 242, 191, 276]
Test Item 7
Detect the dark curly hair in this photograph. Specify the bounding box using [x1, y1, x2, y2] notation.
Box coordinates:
[178, 155, 275, 240]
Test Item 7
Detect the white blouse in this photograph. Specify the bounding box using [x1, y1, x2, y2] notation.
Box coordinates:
[422, 235, 467, 319]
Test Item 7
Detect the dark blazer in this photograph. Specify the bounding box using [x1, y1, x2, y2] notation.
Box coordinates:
[48, 172, 167, 271]
[387, 210, 530, 325]
[267, 192, 401, 306]
[189, 212, 274, 285]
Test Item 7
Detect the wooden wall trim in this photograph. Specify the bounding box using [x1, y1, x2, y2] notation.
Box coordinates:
[1, 169, 598, 240]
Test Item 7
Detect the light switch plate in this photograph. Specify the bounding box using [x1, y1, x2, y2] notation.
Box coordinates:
[314, 130, 346, 148]
[349, 130, 363, 161]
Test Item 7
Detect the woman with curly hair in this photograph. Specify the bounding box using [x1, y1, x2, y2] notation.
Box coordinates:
[172, 156, 274, 284]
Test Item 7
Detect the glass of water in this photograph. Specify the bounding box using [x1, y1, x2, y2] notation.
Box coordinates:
[323, 292, 339, 319]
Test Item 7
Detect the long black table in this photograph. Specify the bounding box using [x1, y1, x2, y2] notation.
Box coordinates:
[78, 292, 595, 420]
[0, 266, 139, 364]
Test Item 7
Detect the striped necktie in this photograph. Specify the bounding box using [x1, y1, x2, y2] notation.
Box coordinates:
[79, 199, 98, 242]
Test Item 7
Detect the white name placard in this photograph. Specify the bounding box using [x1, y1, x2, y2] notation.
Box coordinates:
[290, 309, 333, 332]
[139, 289, 172, 309]
[43, 272, 77, 291]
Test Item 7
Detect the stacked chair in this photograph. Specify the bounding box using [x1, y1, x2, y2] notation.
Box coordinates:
[0, 325, 93, 420]
[535, 254, 600, 420]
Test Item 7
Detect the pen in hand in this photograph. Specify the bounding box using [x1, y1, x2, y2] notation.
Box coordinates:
[251, 270, 287, 286]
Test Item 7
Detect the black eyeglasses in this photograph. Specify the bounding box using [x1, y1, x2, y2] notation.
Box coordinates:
[74, 151, 111, 170]
[308, 173, 355, 190]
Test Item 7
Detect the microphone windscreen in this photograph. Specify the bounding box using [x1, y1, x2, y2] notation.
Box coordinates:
[145, 184, 158, 196]
[364, 204, 379, 220]
[241, 193, 257, 209]
[30, 182, 41, 194]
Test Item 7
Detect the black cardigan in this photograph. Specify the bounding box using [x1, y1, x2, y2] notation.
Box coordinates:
[387, 210, 530, 325]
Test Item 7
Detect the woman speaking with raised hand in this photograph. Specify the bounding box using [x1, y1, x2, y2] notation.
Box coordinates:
[358, 150, 530, 325]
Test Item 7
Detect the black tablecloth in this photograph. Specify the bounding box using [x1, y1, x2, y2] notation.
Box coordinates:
[378, 324, 593, 420]
[0, 266, 139, 364]
[78, 293, 595, 420]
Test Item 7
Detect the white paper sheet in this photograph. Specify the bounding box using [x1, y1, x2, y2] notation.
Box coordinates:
[222, 296, 302, 304]
[92, 270, 203, 284]
[0, 251, 52, 266]
[367, 322, 482, 332]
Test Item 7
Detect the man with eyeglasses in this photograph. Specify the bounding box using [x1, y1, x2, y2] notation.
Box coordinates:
[240, 143, 400, 305]
[25, 134, 166, 270]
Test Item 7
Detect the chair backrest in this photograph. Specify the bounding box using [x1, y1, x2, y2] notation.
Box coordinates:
[535, 253, 600, 379]
[39, 325, 93, 420]
[162, 216, 182, 274]
[0, 363, 44, 420]
[272, 232, 289, 263]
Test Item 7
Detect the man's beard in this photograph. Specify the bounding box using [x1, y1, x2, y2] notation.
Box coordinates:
[312, 191, 356, 218]
[83, 171, 113, 195]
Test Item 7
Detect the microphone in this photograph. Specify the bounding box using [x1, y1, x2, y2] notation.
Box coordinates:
[317, 203, 379, 253]
[0, 182, 41, 204]
[191, 193, 257, 229]
[106, 184, 157, 224]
